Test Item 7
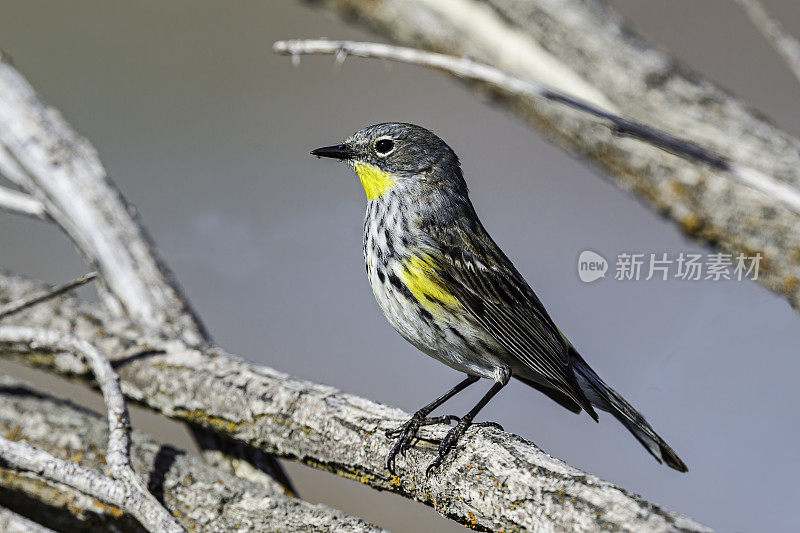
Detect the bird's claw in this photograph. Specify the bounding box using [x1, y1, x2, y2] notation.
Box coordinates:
[425, 456, 444, 477]
[425, 419, 469, 477]
[385, 414, 460, 474]
[422, 419, 502, 476]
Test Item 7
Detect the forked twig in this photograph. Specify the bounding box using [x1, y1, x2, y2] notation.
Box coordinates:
[0, 325, 185, 533]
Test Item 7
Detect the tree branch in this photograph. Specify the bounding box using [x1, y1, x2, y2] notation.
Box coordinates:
[0, 271, 710, 533]
[0, 186, 47, 220]
[0, 372, 384, 532]
[306, 0, 800, 311]
[0, 438, 185, 533]
[0, 272, 96, 320]
[274, 38, 800, 214]
[735, 0, 800, 85]
[0, 51, 294, 494]
[0, 325, 185, 533]
[0, 55, 206, 346]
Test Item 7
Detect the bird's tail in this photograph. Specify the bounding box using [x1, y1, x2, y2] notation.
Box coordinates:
[570, 348, 688, 472]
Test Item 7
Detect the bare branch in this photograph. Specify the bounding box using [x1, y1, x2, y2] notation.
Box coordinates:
[275, 38, 800, 215]
[0, 272, 710, 533]
[0, 437, 185, 533]
[0, 373, 385, 532]
[735, 0, 800, 85]
[0, 326, 132, 476]
[0, 52, 293, 492]
[0, 325, 185, 533]
[0, 185, 47, 220]
[0, 272, 96, 320]
[0, 55, 206, 345]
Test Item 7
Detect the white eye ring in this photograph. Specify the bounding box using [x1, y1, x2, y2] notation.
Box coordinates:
[374, 136, 396, 157]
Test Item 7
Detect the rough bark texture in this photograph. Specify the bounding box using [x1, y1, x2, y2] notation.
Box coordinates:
[0, 372, 384, 533]
[313, 0, 800, 310]
[0, 326, 186, 533]
[0, 272, 709, 533]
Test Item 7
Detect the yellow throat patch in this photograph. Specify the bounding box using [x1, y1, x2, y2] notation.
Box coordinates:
[353, 162, 395, 200]
[401, 255, 460, 315]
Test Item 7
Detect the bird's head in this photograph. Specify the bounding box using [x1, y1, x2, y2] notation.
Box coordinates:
[311, 122, 467, 201]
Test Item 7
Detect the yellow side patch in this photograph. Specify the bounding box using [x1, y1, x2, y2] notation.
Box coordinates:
[401, 255, 460, 315]
[353, 162, 395, 200]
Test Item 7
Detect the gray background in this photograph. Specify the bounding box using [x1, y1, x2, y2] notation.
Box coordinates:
[1, 1, 799, 531]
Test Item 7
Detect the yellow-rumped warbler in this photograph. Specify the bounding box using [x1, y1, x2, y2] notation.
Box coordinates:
[312, 123, 687, 475]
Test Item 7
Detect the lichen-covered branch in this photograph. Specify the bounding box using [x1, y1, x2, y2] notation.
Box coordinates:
[0, 272, 710, 533]
[0, 325, 185, 533]
[309, 0, 800, 310]
[0, 373, 384, 532]
[0, 437, 186, 533]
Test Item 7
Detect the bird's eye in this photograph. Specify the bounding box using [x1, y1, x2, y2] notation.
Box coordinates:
[374, 138, 395, 156]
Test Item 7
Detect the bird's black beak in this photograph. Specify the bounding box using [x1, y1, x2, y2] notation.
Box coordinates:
[310, 144, 355, 160]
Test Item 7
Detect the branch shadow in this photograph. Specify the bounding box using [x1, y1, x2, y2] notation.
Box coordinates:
[146, 444, 184, 505]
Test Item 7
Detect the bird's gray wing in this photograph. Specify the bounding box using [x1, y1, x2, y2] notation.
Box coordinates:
[424, 221, 597, 418]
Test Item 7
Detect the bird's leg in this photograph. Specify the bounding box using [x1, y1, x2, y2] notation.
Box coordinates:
[426, 378, 508, 477]
[385, 375, 478, 474]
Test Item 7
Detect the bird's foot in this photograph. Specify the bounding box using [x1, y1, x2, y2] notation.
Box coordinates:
[385, 414, 460, 474]
[424, 420, 503, 477]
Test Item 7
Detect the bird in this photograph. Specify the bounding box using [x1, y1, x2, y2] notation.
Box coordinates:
[311, 122, 687, 475]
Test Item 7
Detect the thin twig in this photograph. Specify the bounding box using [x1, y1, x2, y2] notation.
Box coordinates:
[0, 185, 47, 220]
[0, 272, 97, 320]
[0, 325, 185, 533]
[273, 39, 800, 214]
[735, 0, 800, 86]
[0, 437, 183, 533]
